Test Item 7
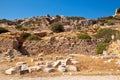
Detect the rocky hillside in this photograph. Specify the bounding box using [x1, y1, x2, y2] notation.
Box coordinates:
[0, 8, 120, 58]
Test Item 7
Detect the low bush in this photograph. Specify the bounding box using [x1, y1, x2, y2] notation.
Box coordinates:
[28, 35, 40, 41]
[96, 43, 109, 54]
[77, 34, 91, 39]
[50, 22, 64, 33]
[20, 32, 31, 39]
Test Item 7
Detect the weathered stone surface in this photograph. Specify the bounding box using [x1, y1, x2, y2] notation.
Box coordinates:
[44, 68, 55, 73]
[28, 66, 41, 73]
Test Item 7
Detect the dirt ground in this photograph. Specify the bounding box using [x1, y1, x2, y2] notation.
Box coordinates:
[0, 54, 120, 79]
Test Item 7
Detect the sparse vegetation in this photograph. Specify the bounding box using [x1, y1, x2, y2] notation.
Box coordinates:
[0, 27, 9, 34]
[50, 22, 64, 33]
[20, 32, 31, 39]
[28, 35, 40, 41]
[96, 43, 108, 54]
[94, 28, 120, 43]
[77, 34, 91, 39]
[66, 16, 85, 20]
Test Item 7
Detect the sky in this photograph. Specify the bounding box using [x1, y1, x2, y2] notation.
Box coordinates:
[0, 0, 120, 20]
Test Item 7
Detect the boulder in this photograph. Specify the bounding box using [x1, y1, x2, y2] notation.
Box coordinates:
[44, 68, 55, 73]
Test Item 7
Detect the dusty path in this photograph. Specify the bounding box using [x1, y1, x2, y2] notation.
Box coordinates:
[1, 75, 120, 80]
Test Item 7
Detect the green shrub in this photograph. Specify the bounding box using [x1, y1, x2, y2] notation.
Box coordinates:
[50, 22, 64, 33]
[96, 43, 108, 54]
[28, 35, 40, 41]
[20, 32, 31, 39]
[77, 34, 91, 39]
[94, 28, 120, 43]
[0, 27, 9, 34]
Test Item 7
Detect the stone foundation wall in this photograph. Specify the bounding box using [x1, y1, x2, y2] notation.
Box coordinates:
[23, 36, 102, 55]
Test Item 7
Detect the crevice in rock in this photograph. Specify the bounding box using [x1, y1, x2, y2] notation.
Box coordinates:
[17, 38, 29, 56]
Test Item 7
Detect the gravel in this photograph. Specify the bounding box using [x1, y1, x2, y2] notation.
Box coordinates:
[1, 75, 120, 80]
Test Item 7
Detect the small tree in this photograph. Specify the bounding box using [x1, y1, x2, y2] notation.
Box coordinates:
[50, 22, 64, 33]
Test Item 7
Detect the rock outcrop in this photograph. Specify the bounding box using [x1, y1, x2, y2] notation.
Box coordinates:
[0, 34, 18, 53]
[113, 8, 120, 18]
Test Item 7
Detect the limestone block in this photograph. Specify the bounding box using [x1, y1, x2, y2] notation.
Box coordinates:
[5, 67, 16, 75]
